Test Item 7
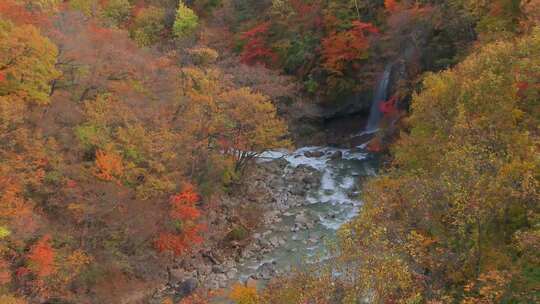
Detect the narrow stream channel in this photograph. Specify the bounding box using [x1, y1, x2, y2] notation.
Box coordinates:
[219, 146, 379, 297]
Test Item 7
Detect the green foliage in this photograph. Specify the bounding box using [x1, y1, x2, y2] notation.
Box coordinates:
[281, 35, 318, 74]
[129, 6, 165, 47]
[74, 123, 110, 150]
[101, 0, 132, 26]
[192, 0, 222, 17]
[303, 76, 318, 94]
[69, 0, 99, 17]
[458, 0, 523, 40]
[226, 225, 249, 241]
[44, 170, 62, 185]
[172, 1, 199, 38]
[22, 0, 61, 12]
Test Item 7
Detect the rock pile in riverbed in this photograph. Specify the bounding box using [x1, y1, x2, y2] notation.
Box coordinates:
[155, 159, 323, 300]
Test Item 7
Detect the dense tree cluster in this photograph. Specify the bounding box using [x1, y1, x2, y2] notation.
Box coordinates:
[335, 28, 539, 303]
[0, 1, 288, 302]
[229, 0, 539, 102]
[0, 0, 538, 303]
[257, 6, 540, 303]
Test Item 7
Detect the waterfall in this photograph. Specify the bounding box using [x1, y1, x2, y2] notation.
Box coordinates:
[365, 64, 393, 132]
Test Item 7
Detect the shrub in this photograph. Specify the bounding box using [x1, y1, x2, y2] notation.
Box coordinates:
[188, 47, 219, 65]
[70, 0, 99, 17]
[226, 225, 249, 241]
[129, 6, 165, 47]
[172, 1, 199, 38]
[229, 283, 259, 304]
[101, 0, 132, 26]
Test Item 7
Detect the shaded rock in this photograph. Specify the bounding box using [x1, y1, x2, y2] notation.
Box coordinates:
[269, 236, 280, 248]
[295, 213, 309, 225]
[216, 274, 228, 288]
[302, 175, 317, 185]
[256, 262, 277, 280]
[330, 150, 343, 160]
[169, 268, 188, 283]
[212, 265, 225, 273]
[289, 183, 306, 196]
[177, 278, 198, 297]
[226, 268, 237, 279]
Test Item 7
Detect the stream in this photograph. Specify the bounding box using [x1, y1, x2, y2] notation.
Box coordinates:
[231, 146, 379, 288]
[205, 64, 390, 302]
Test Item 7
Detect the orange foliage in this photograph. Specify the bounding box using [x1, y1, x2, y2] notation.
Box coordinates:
[88, 21, 116, 43]
[27, 235, 56, 278]
[0, 0, 48, 26]
[0, 179, 37, 235]
[170, 184, 201, 221]
[154, 224, 205, 256]
[321, 21, 379, 75]
[155, 185, 205, 256]
[94, 150, 124, 181]
[385, 0, 399, 13]
[0, 259, 11, 285]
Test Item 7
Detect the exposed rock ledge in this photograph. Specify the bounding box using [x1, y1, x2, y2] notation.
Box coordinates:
[150, 159, 322, 302]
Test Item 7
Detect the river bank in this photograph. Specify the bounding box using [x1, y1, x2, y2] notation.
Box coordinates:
[152, 146, 378, 303]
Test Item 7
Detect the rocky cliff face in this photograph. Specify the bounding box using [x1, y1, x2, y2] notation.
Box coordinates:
[284, 24, 443, 147]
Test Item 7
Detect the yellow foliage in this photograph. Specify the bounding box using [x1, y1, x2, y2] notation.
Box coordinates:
[229, 283, 259, 304]
[0, 19, 60, 105]
[0, 295, 27, 304]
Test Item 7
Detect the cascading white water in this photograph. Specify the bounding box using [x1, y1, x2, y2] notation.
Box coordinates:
[231, 148, 377, 280]
[365, 64, 393, 132]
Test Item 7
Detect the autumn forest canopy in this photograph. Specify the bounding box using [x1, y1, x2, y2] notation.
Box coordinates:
[0, 0, 539, 304]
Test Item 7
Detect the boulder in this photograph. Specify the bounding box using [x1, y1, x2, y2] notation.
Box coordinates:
[330, 150, 343, 160]
[289, 183, 306, 196]
[226, 268, 238, 279]
[302, 175, 317, 185]
[269, 236, 280, 248]
[295, 213, 309, 225]
[177, 278, 198, 297]
[169, 268, 188, 283]
[216, 273, 228, 288]
[256, 262, 277, 280]
[212, 265, 225, 273]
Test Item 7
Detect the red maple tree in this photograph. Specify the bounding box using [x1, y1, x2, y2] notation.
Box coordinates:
[380, 94, 399, 114]
[239, 22, 278, 67]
